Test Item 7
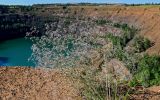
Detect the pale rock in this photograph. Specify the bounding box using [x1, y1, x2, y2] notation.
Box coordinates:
[102, 59, 132, 82]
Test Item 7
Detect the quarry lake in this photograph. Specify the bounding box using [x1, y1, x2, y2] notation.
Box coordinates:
[0, 38, 34, 66]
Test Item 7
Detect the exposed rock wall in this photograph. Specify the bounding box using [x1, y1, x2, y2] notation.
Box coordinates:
[68, 6, 160, 55]
[1, 6, 160, 55]
[0, 14, 32, 41]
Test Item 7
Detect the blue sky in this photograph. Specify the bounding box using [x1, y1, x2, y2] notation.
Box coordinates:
[0, 0, 160, 5]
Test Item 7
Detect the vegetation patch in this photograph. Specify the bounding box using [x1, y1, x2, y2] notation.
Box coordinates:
[28, 17, 160, 99]
[130, 55, 160, 87]
[133, 36, 153, 53]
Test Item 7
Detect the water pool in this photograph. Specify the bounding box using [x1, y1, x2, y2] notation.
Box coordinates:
[0, 38, 34, 66]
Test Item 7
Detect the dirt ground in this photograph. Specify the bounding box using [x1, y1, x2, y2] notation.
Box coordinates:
[0, 67, 160, 100]
[0, 67, 81, 100]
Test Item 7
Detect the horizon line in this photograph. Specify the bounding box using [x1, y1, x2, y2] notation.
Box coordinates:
[0, 2, 160, 6]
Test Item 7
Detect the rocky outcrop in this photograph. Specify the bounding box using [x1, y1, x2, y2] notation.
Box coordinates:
[0, 13, 57, 41]
[131, 86, 160, 100]
[1, 5, 160, 54]
[102, 59, 132, 81]
[0, 14, 32, 41]
[0, 5, 61, 41]
[71, 6, 160, 55]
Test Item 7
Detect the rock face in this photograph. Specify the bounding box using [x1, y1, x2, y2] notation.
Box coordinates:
[0, 6, 59, 41]
[0, 67, 80, 100]
[75, 6, 160, 55]
[1, 5, 160, 55]
[102, 59, 132, 81]
[0, 14, 32, 41]
[0, 13, 55, 41]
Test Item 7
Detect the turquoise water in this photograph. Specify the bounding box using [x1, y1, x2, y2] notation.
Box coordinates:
[0, 38, 34, 66]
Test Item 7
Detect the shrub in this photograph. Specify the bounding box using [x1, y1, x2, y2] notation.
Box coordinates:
[96, 19, 107, 25]
[113, 23, 136, 33]
[94, 8, 98, 11]
[113, 23, 121, 28]
[130, 55, 160, 87]
[106, 33, 123, 46]
[64, 19, 71, 26]
[121, 24, 129, 30]
[81, 8, 84, 11]
[78, 67, 107, 100]
[62, 6, 67, 9]
[133, 36, 152, 52]
[107, 23, 136, 48]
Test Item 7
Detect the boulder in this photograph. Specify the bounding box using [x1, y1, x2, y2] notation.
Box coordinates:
[102, 59, 132, 82]
[101, 42, 113, 53]
[96, 38, 107, 46]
